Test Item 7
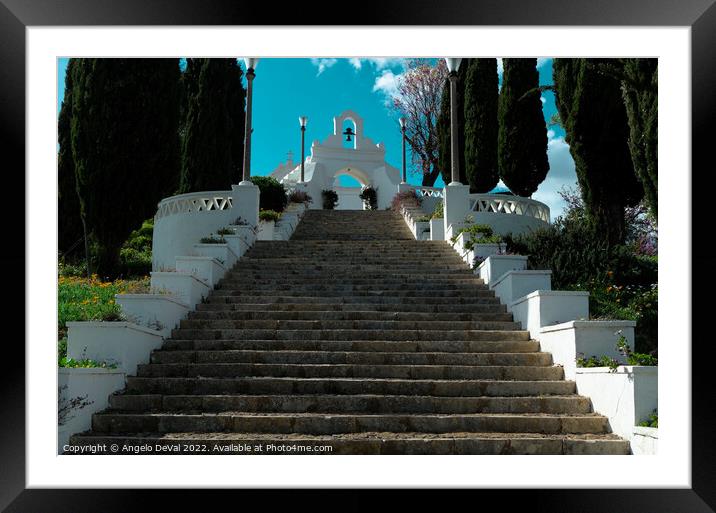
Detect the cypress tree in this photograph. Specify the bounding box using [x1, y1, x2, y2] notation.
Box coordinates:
[463, 58, 499, 193]
[58, 59, 84, 256]
[70, 58, 181, 277]
[553, 58, 644, 245]
[497, 58, 550, 197]
[621, 58, 658, 220]
[436, 60, 468, 185]
[179, 58, 246, 193]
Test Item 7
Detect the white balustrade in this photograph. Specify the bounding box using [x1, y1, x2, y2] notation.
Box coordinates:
[468, 194, 550, 223]
[413, 186, 444, 199]
[154, 190, 233, 221]
[152, 190, 239, 271]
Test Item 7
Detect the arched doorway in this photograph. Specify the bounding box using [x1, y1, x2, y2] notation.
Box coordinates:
[333, 167, 370, 210]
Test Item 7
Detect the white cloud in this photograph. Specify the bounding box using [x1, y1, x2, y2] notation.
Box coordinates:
[531, 135, 578, 219]
[372, 70, 403, 104]
[310, 58, 338, 76]
[497, 58, 504, 75]
[348, 57, 406, 72]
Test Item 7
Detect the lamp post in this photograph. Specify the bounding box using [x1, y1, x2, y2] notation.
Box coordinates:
[241, 58, 259, 184]
[444, 58, 462, 185]
[299, 116, 308, 182]
[399, 117, 407, 184]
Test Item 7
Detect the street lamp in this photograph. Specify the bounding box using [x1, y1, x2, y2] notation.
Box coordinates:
[399, 117, 407, 184]
[299, 116, 308, 182]
[444, 57, 463, 185]
[241, 58, 259, 184]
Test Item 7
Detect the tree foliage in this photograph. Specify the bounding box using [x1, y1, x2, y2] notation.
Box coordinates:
[69, 58, 181, 277]
[391, 59, 447, 186]
[250, 176, 288, 212]
[179, 58, 246, 193]
[497, 58, 550, 197]
[57, 59, 84, 256]
[621, 59, 658, 220]
[463, 58, 499, 193]
[553, 58, 643, 244]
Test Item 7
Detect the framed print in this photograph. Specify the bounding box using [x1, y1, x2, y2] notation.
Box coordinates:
[2, 0, 714, 510]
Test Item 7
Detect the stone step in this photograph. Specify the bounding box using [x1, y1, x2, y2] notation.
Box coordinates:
[90, 412, 608, 435]
[151, 349, 551, 366]
[187, 310, 514, 322]
[109, 393, 588, 414]
[218, 277, 485, 286]
[209, 289, 496, 298]
[252, 241, 450, 247]
[205, 295, 502, 305]
[222, 272, 481, 280]
[168, 328, 530, 342]
[194, 302, 508, 314]
[159, 339, 540, 353]
[247, 245, 457, 251]
[292, 233, 415, 241]
[177, 319, 522, 331]
[233, 264, 470, 271]
[125, 376, 575, 396]
[239, 258, 465, 265]
[67, 432, 631, 455]
[135, 363, 564, 381]
[71, 208, 627, 456]
[226, 269, 474, 277]
[244, 252, 461, 259]
[213, 284, 492, 294]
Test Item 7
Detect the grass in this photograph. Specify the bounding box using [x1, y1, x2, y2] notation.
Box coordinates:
[58, 273, 150, 341]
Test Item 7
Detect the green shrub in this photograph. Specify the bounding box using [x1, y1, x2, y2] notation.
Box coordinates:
[58, 337, 68, 364]
[119, 218, 153, 277]
[58, 260, 88, 278]
[638, 410, 658, 428]
[250, 176, 288, 212]
[504, 210, 658, 354]
[452, 223, 503, 250]
[616, 333, 658, 366]
[259, 209, 281, 222]
[59, 356, 117, 369]
[57, 274, 149, 340]
[217, 227, 234, 236]
[431, 200, 444, 219]
[359, 187, 378, 210]
[199, 234, 225, 244]
[576, 354, 620, 372]
[390, 190, 421, 212]
[288, 190, 312, 205]
[230, 217, 250, 226]
[322, 190, 339, 210]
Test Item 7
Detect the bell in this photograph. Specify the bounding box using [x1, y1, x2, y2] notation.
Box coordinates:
[342, 127, 355, 142]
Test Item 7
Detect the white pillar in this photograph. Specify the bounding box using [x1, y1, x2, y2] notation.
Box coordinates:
[443, 183, 470, 240]
[231, 183, 260, 229]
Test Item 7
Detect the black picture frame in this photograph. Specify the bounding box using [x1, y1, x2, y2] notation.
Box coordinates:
[2, 1, 713, 511]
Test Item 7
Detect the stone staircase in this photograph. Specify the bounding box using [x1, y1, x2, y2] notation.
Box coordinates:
[70, 209, 630, 454]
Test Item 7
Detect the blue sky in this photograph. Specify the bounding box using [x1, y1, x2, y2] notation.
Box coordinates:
[57, 57, 576, 218]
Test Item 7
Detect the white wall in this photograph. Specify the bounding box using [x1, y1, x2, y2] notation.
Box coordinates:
[576, 366, 658, 441]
